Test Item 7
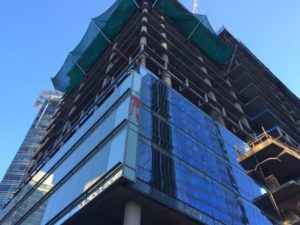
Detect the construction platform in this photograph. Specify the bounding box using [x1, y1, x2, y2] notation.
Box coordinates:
[237, 135, 300, 187]
[237, 129, 300, 225]
[253, 181, 300, 224]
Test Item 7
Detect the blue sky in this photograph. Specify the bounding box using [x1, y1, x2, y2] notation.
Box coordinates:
[0, 0, 299, 181]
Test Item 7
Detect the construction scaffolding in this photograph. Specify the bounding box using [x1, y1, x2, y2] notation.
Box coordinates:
[52, 0, 233, 93]
[220, 29, 300, 146]
[237, 128, 300, 225]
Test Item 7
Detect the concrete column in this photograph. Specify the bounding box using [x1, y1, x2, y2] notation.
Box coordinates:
[140, 34, 147, 67]
[123, 201, 141, 225]
[139, 2, 149, 67]
[240, 116, 251, 129]
[160, 16, 171, 86]
[210, 108, 226, 127]
[102, 42, 118, 88]
[106, 42, 118, 73]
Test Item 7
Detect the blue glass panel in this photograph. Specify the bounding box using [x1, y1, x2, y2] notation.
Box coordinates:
[134, 72, 271, 225]
[0, 96, 130, 224]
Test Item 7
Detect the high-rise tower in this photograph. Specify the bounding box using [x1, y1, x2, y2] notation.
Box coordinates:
[0, 1, 298, 225]
[0, 91, 61, 208]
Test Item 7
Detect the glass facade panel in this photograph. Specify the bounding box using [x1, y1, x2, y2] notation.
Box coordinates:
[0, 90, 131, 224]
[0, 95, 60, 208]
[40, 128, 127, 224]
[34, 81, 132, 183]
[134, 72, 272, 225]
[217, 125, 262, 201]
[2, 126, 127, 225]
[0, 70, 271, 225]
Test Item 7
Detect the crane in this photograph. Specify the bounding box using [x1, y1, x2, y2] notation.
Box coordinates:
[192, 0, 199, 14]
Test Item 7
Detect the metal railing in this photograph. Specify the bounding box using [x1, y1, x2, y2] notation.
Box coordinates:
[236, 127, 300, 155]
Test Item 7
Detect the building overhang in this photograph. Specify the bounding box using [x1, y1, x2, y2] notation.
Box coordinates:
[61, 180, 204, 225]
[238, 138, 300, 186]
[253, 180, 300, 225]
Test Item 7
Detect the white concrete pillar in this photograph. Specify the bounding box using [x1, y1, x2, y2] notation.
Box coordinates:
[139, 2, 149, 67]
[123, 201, 141, 225]
[162, 54, 171, 86]
[160, 16, 171, 86]
[103, 43, 118, 88]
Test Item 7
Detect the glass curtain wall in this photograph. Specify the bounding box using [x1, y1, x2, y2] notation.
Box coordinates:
[0, 68, 272, 225]
[0, 96, 60, 208]
[135, 72, 272, 225]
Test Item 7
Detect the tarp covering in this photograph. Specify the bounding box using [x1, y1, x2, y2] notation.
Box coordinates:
[52, 0, 137, 92]
[195, 14, 215, 35]
[52, 0, 233, 93]
[155, 0, 233, 65]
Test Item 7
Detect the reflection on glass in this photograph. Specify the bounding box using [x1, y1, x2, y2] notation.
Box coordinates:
[39, 127, 127, 224]
[3, 172, 54, 225]
[134, 74, 272, 225]
[79, 176, 101, 208]
[1, 96, 130, 225]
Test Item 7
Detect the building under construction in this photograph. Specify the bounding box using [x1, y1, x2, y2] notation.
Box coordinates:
[220, 30, 300, 225]
[0, 0, 299, 225]
[237, 129, 300, 225]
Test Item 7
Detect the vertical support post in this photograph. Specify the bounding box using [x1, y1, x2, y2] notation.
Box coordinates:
[102, 42, 119, 88]
[209, 108, 226, 127]
[140, 1, 149, 67]
[160, 16, 171, 86]
[123, 201, 141, 225]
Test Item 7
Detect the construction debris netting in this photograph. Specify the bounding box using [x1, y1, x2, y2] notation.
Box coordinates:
[156, 0, 233, 64]
[195, 14, 216, 35]
[52, 0, 233, 93]
[52, 0, 137, 92]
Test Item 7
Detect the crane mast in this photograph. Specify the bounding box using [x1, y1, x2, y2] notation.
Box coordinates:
[192, 0, 199, 14]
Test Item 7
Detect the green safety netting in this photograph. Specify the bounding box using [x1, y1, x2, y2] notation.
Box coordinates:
[52, 0, 233, 93]
[195, 14, 215, 35]
[52, 0, 138, 92]
[155, 0, 233, 65]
